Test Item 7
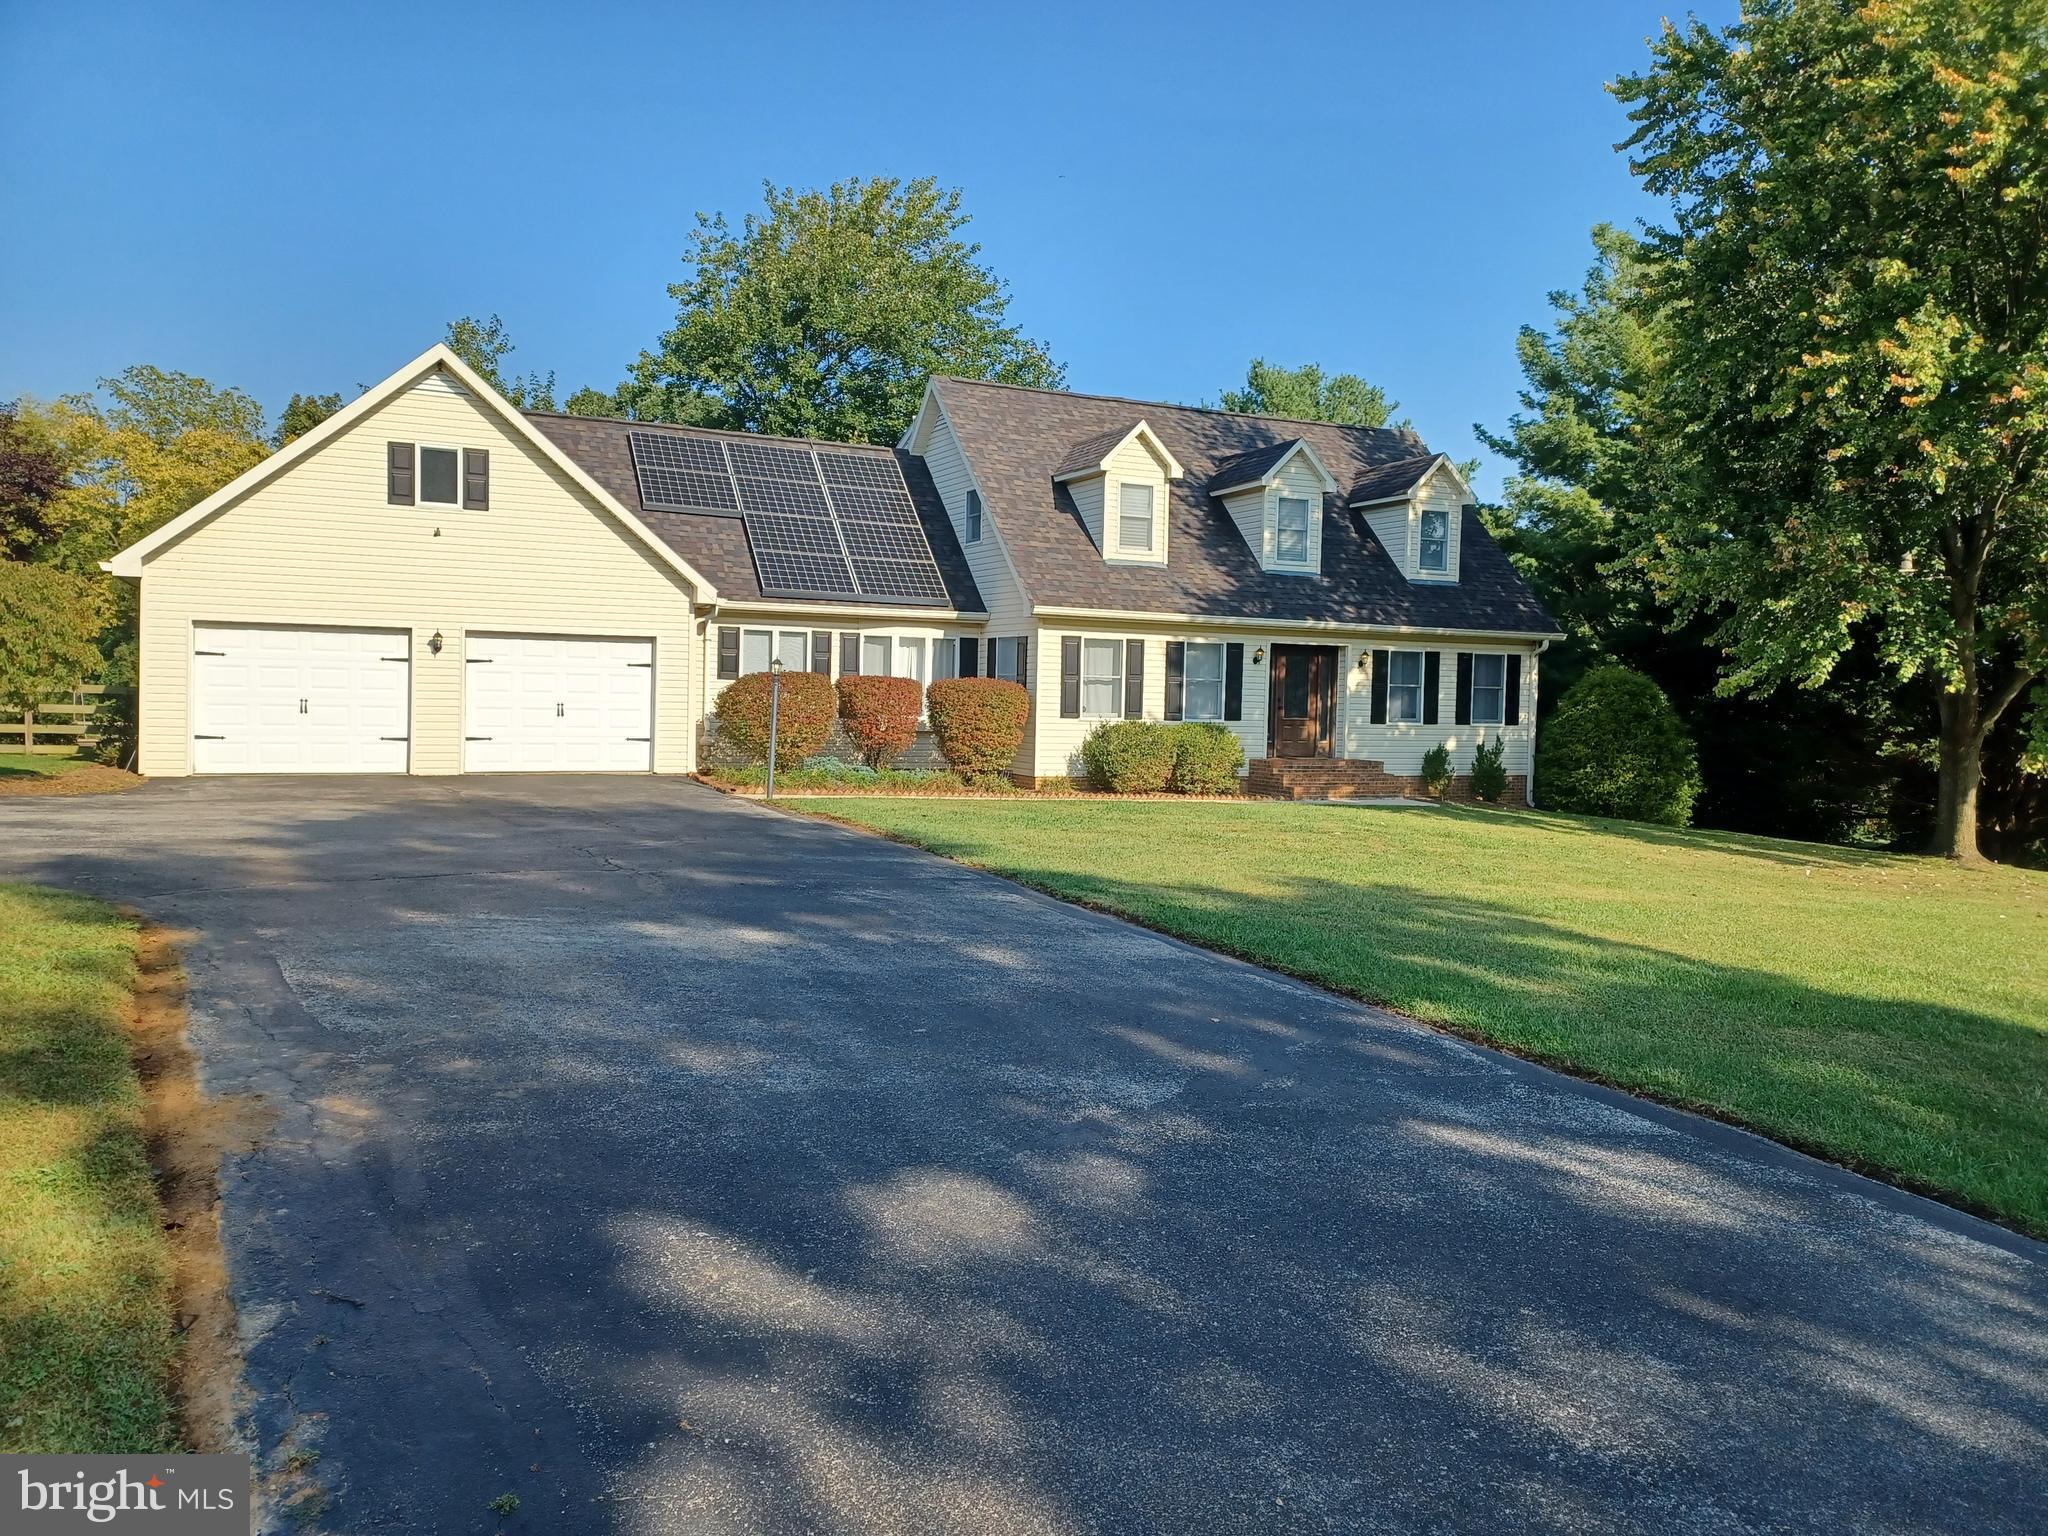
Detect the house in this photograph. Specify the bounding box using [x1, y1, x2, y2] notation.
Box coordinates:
[105, 344, 1559, 795]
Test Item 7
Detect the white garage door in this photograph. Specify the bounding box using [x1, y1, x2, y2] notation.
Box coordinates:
[192, 624, 411, 774]
[463, 633, 654, 772]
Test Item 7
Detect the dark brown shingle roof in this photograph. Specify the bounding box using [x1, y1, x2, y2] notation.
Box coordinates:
[527, 413, 985, 614]
[1206, 439, 1308, 494]
[1347, 452, 1444, 506]
[932, 379, 1557, 634]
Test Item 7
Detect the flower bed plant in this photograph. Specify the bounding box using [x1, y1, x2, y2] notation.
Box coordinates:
[835, 675, 922, 768]
[713, 670, 835, 769]
[926, 677, 1029, 783]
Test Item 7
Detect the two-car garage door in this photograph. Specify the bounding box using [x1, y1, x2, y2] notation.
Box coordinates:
[190, 624, 653, 774]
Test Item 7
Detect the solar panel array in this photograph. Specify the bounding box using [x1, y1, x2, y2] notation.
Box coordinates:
[626, 431, 948, 605]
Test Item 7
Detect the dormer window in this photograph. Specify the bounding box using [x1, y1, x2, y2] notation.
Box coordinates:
[965, 488, 983, 543]
[1276, 496, 1312, 564]
[1419, 506, 1450, 572]
[1118, 483, 1156, 553]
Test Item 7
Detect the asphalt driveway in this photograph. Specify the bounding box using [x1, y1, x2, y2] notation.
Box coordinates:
[2, 777, 2042, 1534]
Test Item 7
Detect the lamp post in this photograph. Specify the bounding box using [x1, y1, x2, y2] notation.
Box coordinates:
[765, 657, 783, 799]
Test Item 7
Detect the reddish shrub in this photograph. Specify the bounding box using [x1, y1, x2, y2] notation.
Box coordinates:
[714, 670, 835, 769]
[835, 674, 923, 768]
[926, 677, 1030, 782]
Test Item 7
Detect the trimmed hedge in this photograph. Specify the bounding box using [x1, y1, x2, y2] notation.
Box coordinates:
[1469, 732, 1509, 804]
[836, 675, 922, 768]
[1420, 742, 1454, 798]
[1169, 722, 1242, 794]
[926, 677, 1030, 783]
[1081, 720, 1175, 793]
[714, 669, 835, 769]
[1536, 664, 1702, 826]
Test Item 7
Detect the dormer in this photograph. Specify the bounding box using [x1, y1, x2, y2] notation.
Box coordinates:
[1206, 439, 1340, 576]
[1052, 420, 1183, 566]
[1349, 453, 1473, 583]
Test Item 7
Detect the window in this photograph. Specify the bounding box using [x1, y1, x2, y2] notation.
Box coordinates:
[895, 636, 928, 687]
[1276, 496, 1312, 563]
[1386, 650, 1424, 723]
[1471, 653, 1506, 725]
[1184, 642, 1225, 721]
[993, 637, 1024, 683]
[1081, 637, 1123, 716]
[419, 446, 460, 506]
[933, 638, 959, 681]
[1419, 507, 1450, 572]
[1118, 483, 1155, 553]
[741, 628, 809, 676]
[862, 635, 892, 675]
[965, 488, 983, 544]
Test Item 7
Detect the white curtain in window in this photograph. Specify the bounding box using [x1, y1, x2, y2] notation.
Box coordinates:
[1185, 642, 1225, 720]
[861, 635, 892, 675]
[777, 631, 809, 673]
[896, 637, 928, 685]
[1276, 497, 1311, 562]
[1082, 638, 1122, 716]
[740, 630, 773, 676]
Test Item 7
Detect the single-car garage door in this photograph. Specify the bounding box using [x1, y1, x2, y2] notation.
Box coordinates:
[462, 633, 653, 772]
[192, 624, 411, 773]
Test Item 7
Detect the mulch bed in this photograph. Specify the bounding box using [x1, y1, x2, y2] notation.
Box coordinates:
[0, 763, 145, 797]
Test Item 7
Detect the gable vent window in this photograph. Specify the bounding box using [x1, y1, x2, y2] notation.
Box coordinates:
[1419, 506, 1450, 572]
[419, 446, 461, 506]
[1276, 496, 1312, 563]
[1118, 483, 1155, 553]
[965, 488, 983, 543]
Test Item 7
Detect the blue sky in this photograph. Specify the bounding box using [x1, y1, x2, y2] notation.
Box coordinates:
[0, 1, 1733, 497]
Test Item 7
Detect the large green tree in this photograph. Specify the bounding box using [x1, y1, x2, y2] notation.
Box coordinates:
[1217, 359, 1402, 428]
[1614, 0, 2048, 862]
[619, 177, 1062, 443]
[0, 405, 68, 560]
[273, 391, 343, 446]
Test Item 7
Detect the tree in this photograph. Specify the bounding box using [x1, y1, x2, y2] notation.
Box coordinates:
[621, 177, 1063, 443]
[1217, 359, 1402, 428]
[0, 404, 68, 560]
[443, 315, 557, 411]
[0, 562, 107, 749]
[273, 391, 343, 446]
[1614, 0, 2048, 862]
[100, 365, 266, 446]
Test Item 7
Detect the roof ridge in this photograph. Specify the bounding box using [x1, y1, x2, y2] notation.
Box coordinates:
[934, 375, 1429, 446]
[523, 410, 900, 456]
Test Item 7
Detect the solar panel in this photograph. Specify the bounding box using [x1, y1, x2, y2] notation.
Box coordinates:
[627, 432, 738, 513]
[629, 433, 950, 605]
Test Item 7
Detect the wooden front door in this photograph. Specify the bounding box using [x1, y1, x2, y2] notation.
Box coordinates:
[1269, 645, 1336, 758]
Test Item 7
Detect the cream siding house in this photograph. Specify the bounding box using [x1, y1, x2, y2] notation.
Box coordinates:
[105, 348, 1558, 797]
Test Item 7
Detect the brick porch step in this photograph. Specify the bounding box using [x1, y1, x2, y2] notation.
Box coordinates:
[1245, 757, 1416, 800]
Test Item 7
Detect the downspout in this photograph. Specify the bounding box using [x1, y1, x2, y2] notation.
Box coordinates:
[1527, 638, 1551, 807]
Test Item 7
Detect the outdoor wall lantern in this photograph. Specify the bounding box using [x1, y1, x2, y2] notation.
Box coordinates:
[1252, 647, 1266, 666]
[429, 631, 445, 656]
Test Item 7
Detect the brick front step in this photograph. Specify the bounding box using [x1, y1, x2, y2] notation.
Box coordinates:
[1245, 758, 1527, 804]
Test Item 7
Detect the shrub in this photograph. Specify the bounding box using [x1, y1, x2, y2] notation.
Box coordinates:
[926, 677, 1029, 782]
[1420, 742, 1453, 798]
[1081, 719, 1175, 793]
[1536, 664, 1702, 826]
[1168, 722, 1242, 794]
[835, 674, 922, 768]
[713, 669, 835, 769]
[1469, 732, 1510, 804]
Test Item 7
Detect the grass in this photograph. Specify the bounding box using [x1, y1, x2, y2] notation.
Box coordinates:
[0, 752, 91, 780]
[0, 886, 178, 1452]
[800, 797, 2048, 1236]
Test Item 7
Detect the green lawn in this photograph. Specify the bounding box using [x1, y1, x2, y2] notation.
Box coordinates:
[0, 752, 87, 779]
[802, 798, 2048, 1235]
[0, 886, 178, 1452]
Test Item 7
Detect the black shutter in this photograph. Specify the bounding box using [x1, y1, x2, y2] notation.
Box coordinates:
[959, 637, 979, 678]
[986, 639, 997, 678]
[1455, 652, 1473, 726]
[387, 442, 415, 505]
[1505, 654, 1523, 725]
[463, 448, 489, 510]
[1060, 636, 1081, 717]
[1165, 641, 1186, 721]
[1370, 649, 1390, 724]
[840, 632, 860, 674]
[717, 626, 740, 680]
[1016, 637, 1029, 690]
[1423, 651, 1442, 725]
[1124, 639, 1144, 718]
[811, 631, 831, 675]
[1224, 643, 1244, 722]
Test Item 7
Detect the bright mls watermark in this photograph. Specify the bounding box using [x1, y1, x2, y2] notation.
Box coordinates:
[4, 1455, 250, 1533]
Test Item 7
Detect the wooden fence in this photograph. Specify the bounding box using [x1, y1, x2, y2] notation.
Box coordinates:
[1, 685, 108, 754]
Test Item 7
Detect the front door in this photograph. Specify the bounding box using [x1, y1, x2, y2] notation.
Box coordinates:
[1269, 644, 1336, 758]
